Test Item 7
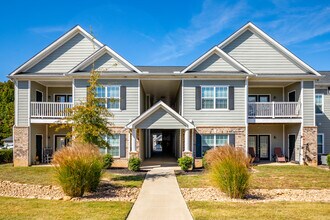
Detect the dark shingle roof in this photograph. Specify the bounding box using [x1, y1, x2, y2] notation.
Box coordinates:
[317, 71, 330, 85]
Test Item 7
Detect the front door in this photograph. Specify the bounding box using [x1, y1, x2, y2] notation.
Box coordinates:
[259, 135, 270, 160]
[36, 91, 43, 102]
[36, 135, 42, 162]
[248, 135, 258, 157]
[288, 134, 296, 161]
[288, 91, 296, 102]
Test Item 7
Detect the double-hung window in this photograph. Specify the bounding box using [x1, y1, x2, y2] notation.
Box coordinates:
[100, 134, 120, 157]
[201, 86, 228, 109]
[201, 134, 229, 155]
[96, 86, 120, 110]
[315, 94, 324, 114]
[317, 134, 324, 154]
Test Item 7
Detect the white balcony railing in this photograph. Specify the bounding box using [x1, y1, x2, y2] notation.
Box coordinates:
[31, 102, 73, 118]
[248, 102, 301, 118]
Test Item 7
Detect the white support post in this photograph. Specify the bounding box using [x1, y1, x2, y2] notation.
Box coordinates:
[184, 129, 190, 152]
[131, 128, 137, 152]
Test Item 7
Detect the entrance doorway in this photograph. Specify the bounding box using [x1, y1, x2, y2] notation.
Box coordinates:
[36, 135, 42, 163]
[248, 135, 270, 160]
[288, 134, 296, 161]
[150, 129, 176, 157]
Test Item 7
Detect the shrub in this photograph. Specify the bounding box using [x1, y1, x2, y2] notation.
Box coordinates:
[205, 146, 250, 199]
[128, 157, 141, 172]
[0, 149, 13, 164]
[178, 156, 193, 171]
[103, 153, 114, 169]
[52, 142, 103, 197]
[327, 154, 330, 167]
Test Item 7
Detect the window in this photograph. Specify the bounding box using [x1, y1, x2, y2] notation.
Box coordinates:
[201, 86, 228, 109]
[96, 86, 120, 109]
[317, 134, 324, 154]
[315, 94, 324, 114]
[100, 134, 120, 157]
[248, 95, 270, 102]
[55, 94, 72, 102]
[201, 134, 228, 155]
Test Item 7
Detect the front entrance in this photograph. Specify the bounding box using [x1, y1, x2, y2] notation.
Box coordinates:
[36, 135, 42, 162]
[150, 129, 176, 157]
[288, 134, 296, 161]
[248, 135, 270, 160]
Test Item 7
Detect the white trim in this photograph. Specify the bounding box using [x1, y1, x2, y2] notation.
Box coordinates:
[282, 124, 285, 156]
[68, 46, 141, 74]
[72, 79, 75, 107]
[313, 81, 316, 126]
[245, 76, 249, 155]
[200, 85, 229, 110]
[181, 79, 184, 116]
[10, 25, 103, 76]
[95, 85, 121, 110]
[300, 81, 304, 164]
[14, 80, 18, 125]
[248, 118, 302, 123]
[28, 80, 31, 126]
[181, 46, 253, 75]
[138, 79, 140, 115]
[317, 133, 324, 154]
[218, 22, 321, 76]
[126, 101, 195, 129]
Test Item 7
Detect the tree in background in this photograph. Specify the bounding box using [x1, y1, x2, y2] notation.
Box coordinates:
[0, 81, 14, 144]
[55, 70, 114, 148]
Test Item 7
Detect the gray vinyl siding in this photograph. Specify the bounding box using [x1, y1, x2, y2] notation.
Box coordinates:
[27, 33, 99, 73]
[316, 88, 330, 154]
[83, 53, 131, 72]
[222, 30, 307, 74]
[192, 54, 238, 72]
[285, 124, 301, 162]
[48, 87, 72, 102]
[73, 79, 139, 126]
[30, 82, 46, 102]
[183, 80, 245, 126]
[284, 82, 301, 102]
[303, 81, 315, 126]
[249, 88, 283, 101]
[17, 81, 29, 126]
[135, 108, 186, 129]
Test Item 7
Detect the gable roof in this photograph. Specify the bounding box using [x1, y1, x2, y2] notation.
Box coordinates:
[68, 46, 142, 74]
[316, 71, 330, 85]
[126, 101, 195, 129]
[9, 25, 104, 76]
[181, 46, 253, 74]
[218, 22, 321, 76]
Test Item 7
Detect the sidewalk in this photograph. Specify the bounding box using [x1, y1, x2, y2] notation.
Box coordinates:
[127, 167, 193, 220]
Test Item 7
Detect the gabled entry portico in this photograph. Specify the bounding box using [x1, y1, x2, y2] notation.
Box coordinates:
[126, 101, 195, 159]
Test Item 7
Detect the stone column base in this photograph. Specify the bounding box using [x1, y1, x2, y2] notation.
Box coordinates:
[129, 151, 139, 158]
[13, 126, 30, 167]
[302, 126, 318, 166]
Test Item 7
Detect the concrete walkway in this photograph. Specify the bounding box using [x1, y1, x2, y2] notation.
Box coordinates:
[127, 167, 193, 220]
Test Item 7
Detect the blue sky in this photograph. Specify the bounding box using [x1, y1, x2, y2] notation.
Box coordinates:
[1, 0, 330, 81]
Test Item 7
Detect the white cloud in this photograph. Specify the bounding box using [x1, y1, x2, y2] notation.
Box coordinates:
[28, 26, 69, 34]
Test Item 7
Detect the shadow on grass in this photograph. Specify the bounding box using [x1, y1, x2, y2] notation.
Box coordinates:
[111, 174, 145, 183]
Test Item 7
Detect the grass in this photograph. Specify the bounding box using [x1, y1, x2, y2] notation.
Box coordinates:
[0, 164, 145, 188]
[177, 165, 330, 189]
[188, 201, 330, 220]
[0, 197, 132, 220]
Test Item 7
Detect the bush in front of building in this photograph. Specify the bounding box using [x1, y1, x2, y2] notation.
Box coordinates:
[0, 149, 13, 164]
[327, 154, 330, 167]
[52, 142, 103, 197]
[178, 156, 193, 171]
[204, 146, 250, 199]
[103, 153, 114, 169]
[128, 157, 141, 172]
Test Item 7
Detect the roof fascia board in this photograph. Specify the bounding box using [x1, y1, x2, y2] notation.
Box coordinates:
[9, 25, 104, 76]
[218, 22, 321, 76]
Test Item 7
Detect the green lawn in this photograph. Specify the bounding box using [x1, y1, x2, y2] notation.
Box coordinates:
[177, 165, 330, 189]
[0, 164, 144, 188]
[0, 197, 132, 220]
[188, 201, 330, 220]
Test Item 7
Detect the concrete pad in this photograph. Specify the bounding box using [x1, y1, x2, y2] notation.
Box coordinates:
[127, 167, 193, 220]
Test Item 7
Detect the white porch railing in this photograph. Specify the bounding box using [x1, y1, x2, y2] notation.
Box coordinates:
[31, 102, 73, 118]
[248, 102, 301, 118]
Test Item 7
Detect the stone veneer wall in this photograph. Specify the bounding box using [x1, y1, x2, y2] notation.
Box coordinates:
[302, 126, 318, 166]
[195, 126, 246, 149]
[13, 126, 30, 167]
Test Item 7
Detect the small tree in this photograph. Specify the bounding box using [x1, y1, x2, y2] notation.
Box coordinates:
[55, 69, 113, 148]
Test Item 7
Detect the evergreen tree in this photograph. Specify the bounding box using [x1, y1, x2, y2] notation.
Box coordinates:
[0, 80, 14, 144]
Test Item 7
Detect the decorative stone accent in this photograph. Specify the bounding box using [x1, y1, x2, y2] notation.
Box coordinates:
[129, 151, 139, 158]
[182, 151, 193, 157]
[302, 126, 318, 166]
[112, 159, 128, 168]
[196, 126, 246, 149]
[13, 126, 30, 167]
[194, 158, 203, 168]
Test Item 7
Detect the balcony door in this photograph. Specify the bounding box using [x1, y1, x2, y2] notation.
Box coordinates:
[248, 135, 270, 160]
[36, 90, 43, 102]
[55, 94, 72, 102]
[288, 91, 296, 102]
[248, 95, 270, 102]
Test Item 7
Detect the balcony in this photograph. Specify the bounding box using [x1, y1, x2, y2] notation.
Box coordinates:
[248, 102, 302, 123]
[31, 102, 73, 121]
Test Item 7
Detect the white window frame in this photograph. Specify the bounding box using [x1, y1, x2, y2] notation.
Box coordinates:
[201, 134, 229, 155]
[317, 133, 324, 154]
[102, 134, 120, 158]
[315, 94, 324, 115]
[96, 85, 121, 110]
[201, 86, 229, 110]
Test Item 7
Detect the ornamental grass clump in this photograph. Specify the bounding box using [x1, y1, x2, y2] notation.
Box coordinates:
[204, 145, 251, 199]
[52, 142, 103, 197]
